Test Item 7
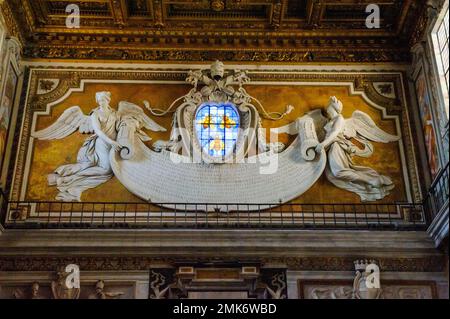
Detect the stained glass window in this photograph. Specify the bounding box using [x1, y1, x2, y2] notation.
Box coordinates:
[194, 102, 240, 158]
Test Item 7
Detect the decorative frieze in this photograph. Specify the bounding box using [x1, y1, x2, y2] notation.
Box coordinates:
[0, 256, 445, 273]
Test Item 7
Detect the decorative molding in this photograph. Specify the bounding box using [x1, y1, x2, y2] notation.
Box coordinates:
[0, 0, 22, 42]
[0, 256, 445, 273]
[22, 47, 412, 63]
[1, 0, 430, 62]
[265, 256, 445, 273]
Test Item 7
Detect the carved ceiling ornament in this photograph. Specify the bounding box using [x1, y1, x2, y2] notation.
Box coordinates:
[0, 0, 428, 63]
[0, 0, 23, 42]
[27, 62, 403, 209]
[6, 65, 422, 209]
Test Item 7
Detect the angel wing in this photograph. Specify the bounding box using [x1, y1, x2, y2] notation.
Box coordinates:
[118, 101, 166, 132]
[32, 106, 93, 140]
[343, 110, 399, 143]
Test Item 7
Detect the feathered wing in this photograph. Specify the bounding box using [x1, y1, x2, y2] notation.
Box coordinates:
[32, 106, 93, 140]
[118, 101, 166, 132]
[344, 110, 400, 143]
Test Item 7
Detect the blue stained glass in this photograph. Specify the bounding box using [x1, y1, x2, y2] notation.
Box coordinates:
[194, 102, 240, 158]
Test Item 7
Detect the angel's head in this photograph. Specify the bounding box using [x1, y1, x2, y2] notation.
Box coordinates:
[96, 91, 112, 109]
[326, 96, 343, 118]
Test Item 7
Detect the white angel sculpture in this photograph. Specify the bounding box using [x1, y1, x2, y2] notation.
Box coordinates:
[32, 91, 166, 201]
[314, 97, 400, 201]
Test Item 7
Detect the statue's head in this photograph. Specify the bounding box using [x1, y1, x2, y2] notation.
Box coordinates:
[210, 60, 225, 80]
[96, 91, 112, 107]
[31, 282, 40, 296]
[327, 96, 343, 118]
[95, 280, 105, 292]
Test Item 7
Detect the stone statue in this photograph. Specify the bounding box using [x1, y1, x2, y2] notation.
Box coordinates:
[51, 266, 80, 299]
[32, 91, 166, 201]
[88, 280, 124, 299]
[13, 282, 42, 299]
[313, 96, 400, 201]
[352, 260, 382, 299]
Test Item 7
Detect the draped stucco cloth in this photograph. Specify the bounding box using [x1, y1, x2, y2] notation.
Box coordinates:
[110, 136, 326, 212]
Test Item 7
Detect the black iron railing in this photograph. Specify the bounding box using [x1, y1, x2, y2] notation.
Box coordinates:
[0, 190, 427, 230]
[423, 162, 449, 220]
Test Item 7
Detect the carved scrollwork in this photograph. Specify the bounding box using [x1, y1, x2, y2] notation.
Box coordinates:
[263, 272, 287, 299]
[149, 269, 177, 299]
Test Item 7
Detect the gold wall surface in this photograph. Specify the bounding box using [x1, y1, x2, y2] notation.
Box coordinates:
[26, 81, 407, 204]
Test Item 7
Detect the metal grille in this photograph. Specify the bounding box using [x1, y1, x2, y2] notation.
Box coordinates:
[423, 162, 449, 220]
[0, 194, 427, 230]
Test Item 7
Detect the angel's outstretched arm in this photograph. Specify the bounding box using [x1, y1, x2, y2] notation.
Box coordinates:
[317, 115, 345, 150]
[91, 112, 120, 148]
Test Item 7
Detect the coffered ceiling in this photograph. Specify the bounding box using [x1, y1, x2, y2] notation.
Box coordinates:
[1, 0, 427, 63]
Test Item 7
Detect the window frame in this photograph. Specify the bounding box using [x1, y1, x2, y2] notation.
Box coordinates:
[194, 102, 240, 161]
[430, 1, 450, 122]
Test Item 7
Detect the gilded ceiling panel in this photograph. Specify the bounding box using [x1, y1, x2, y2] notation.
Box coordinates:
[1, 0, 428, 62]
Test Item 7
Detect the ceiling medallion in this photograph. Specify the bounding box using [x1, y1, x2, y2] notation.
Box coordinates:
[211, 0, 225, 12]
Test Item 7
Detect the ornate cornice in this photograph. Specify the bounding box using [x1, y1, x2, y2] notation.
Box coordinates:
[0, 0, 23, 42]
[409, 2, 431, 47]
[265, 256, 445, 272]
[22, 47, 411, 63]
[3, 0, 427, 62]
